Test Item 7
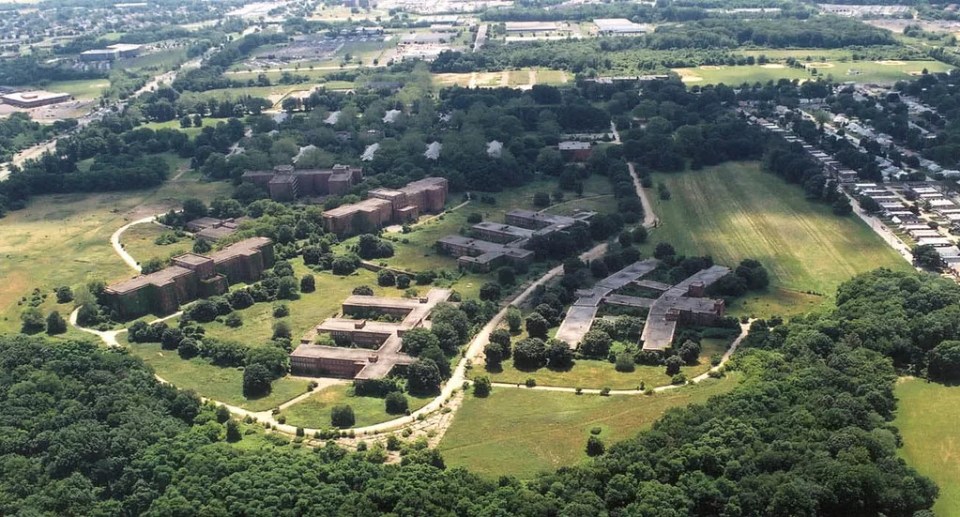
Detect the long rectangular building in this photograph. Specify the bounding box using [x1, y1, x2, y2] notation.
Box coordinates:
[322, 177, 448, 235]
[242, 164, 363, 201]
[104, 237, 273, 319]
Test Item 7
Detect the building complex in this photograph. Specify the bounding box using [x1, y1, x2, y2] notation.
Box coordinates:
[554, 260, 729, 351]
[321, 177, 448, 235]
[437, 210, 594, 272]
[242, 164, 364, 201]
[103, 237, 274, 319]
[290, 288, 452, 380]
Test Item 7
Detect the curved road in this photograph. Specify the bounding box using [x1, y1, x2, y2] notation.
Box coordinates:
[111, 215, 163, 273]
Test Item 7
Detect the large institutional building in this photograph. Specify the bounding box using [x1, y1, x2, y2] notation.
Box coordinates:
[290, 288, 452, 380]
[321, 177, 448, 235]
[104, 237, 274, 319]
[554, 260, 730, 351]
[241, 164, 363, 201]
[1, 90, 71, 108]
[437, 209, 594, 272]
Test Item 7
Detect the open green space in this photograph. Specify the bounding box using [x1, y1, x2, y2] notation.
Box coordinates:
[0, 179, 234, 334]
[125, 340, 310, 411]
[142, 117, 232, 138]
[120, 223, 190, 264]
[199, 264, 394, 345]
[894, 377, 960, 516]
[479, 338, 727, 389]
[278, 383, 433, 429]
[674, 60, 952, 86]
[647, 162, 909, 316]
[440, 374, 740, 478]
[43, 79, 111, 100]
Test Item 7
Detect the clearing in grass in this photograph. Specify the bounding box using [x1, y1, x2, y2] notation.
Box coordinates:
[645, 162, 908, 315]
[894, 377, 960, 517]
[439, 374, 739, 478]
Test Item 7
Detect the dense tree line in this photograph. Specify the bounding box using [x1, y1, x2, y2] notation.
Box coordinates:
[0, 56, 106, 85]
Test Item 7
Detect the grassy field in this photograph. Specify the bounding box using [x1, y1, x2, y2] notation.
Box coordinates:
[125, 341, 311, 411]
[0, 179, 233, 334]
[198, 264, 396, 345]
[440, 374, 739, 478]
[647, 162, 909, 316]
[142, 117, 232, 138]
[43, 79, 111, 100]
[895, 377, 960, 516]
[278, 383, 433, 429]
[480, 338, 728, 389]
[120, 223, 190, 264]
[674, 60, 952, 86]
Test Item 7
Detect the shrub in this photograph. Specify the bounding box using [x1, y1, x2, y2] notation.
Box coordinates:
[224, 313, 243, 328]
[352, 285, 374, 296]
[585, 435, 605, 456]
[514, 338, 547, 369]
[396, 274, 411, 289]
[45, 311, 67, 335]
[467, 212, 482, 224]
[590, 426, 602, 435]
[272, 303, 290, 318]
[479, 282, 501, 301]
[614, 352, 635, 372]
[671, 373, 687, 385]
[384, 392, 409, 415]
[473, 376, 492, 397]
[525, 378, 537, 388]
[600, 387, 611, 396]
[330, 404, 355, 428]
[300, 274, 315, 293]
[54, 286, 73, 304]
[242, 364, 272, 397]
[378, 269, 396, 287]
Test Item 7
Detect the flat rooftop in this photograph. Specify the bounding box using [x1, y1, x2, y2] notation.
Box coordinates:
[208, 237, 272, 262]
[323, 197, 391, 218]
[472, 221, 535, 239]
[105, 265, 193, 294]
[438, 235, 534, 259]
[1, 90, 70, 103]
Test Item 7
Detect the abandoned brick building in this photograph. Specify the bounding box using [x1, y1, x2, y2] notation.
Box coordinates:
[104, 237, 274, 319]
[241, 164, 363, 201]
[321, 177, 449, 235]
[290, 289, 451, 379]
[437, 210, 594, 273]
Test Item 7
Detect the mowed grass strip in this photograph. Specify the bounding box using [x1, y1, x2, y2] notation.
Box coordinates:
[440, 375, 739, 478]
[646, 162, 908, 315]
[894, 377, 960, 516]
[279, 384, 433, 429]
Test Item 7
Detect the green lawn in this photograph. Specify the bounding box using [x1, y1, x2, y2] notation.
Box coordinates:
[126, 341, 310, 411]
[278, 383, 433, 429]
[43, 79, 111, 100]
[674, 60, 952, 86]
[646, 162, 909, 316]
[120, 223, 190, 265]
[479, 338, 728, 389]
[199, 264, 396, 345]
[142, 117, 232, 138]
[894, 377, 960, 516]
[440, 374, 739, 478]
